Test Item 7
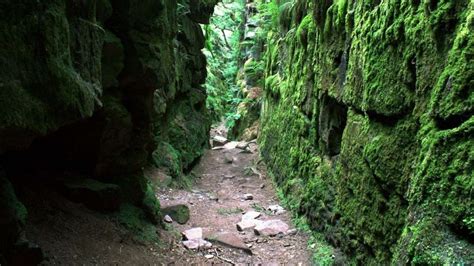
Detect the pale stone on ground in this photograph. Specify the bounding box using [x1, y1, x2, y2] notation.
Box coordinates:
[182, 239, 212, 250]
[242, 211, 261, 220]
[182, 227, 203, 240]
[254, 220, 289, 236]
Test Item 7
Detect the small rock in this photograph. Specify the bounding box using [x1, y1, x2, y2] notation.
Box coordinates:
[212, 136, 229, 147]
[236, 219, 261, 231]
[260, 183, 266, 189]
[224, 154, 234, 164]
[183, 239, 212, 250]
[236, 142, 249, 150]
[205, 254, 214, 259]
[283, 243, 292, 247]
[243, 194, 254, 200]
[223, 141, 240, 149]
[247, 243, 253, 248]
[182, 227, 203, 240]
[208, 193, 218, 201]
[206, 232, 252, 254]
[268, 204, 286, 215]
[286, 229, 298, 236]
[222, 174, 235, 180]
[242, 211, 261, 220]
[163, 215, 173, 223]
[254, 220, 289, 236]
[212, 146, 225, 150]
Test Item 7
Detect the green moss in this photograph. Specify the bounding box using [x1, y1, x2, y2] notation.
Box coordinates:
[101, 30, 124, 89]
[117, 204, 159, 243]
[152, 142, 183, 179]
[0, 176, 28, 251]
[142, 183, 161, 225]
[166, 91, 210, 171]
[296, 14, 313, 44]
[243, 58, 265, 86]
[0, 1, 103, 136]
[217, 207, 244, 216]
[259, 0, 473, 264]
[161, 204, 190, 224]
[430, 4, 474, 121]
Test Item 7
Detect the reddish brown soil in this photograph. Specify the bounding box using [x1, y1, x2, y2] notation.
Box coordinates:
[158, 142, 312, 265]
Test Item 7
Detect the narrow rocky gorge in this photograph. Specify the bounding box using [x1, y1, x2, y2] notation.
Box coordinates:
[0, 0, 473, 265]
[156, 132, 312, 264]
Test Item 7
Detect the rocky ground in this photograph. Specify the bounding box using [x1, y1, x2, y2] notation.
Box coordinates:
[23, 130, 312, 265]
[157, 134, 312, 265]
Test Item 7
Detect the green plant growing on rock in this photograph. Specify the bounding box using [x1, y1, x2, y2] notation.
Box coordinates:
[217, 207, 244, 216]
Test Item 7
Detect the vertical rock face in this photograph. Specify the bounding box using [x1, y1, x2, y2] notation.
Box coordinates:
[0, 0, 216, 260]
[259, 0, 473, 264]
[228, 0, 265, 140]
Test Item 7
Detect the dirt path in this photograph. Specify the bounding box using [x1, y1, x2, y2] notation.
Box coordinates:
[24, 134, 312, 265]
[158, 138, 312, 265]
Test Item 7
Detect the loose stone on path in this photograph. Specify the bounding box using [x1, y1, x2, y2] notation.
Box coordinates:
[206, 232, 252, 254]
[212, 136, 229, 147]
[163, 215, 173, 223]
[182, 239, 212, 250]
[243, 193, 254, 200]
[182, 227, 213, 251]
[268, 204, 286, 215]
[182, 228, 203, 240]
[254, 220, 289, 236]
[161, 129, 312, 263]
[242, 211, 261, 220]
[237, 219, 261, 231]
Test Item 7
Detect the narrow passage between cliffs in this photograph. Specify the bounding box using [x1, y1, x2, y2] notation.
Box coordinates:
[156, 126, 312, 264]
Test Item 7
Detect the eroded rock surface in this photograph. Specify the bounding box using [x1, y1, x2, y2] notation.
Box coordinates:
[0, 0, 217, 261]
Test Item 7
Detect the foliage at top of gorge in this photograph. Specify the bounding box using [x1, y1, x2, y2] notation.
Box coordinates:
[203, 0, 245, 126]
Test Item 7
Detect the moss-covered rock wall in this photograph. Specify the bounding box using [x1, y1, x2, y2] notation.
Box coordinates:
[0, 0, 216, 261]
[228, 0, 265, 140]
[259, 0, 473, 264]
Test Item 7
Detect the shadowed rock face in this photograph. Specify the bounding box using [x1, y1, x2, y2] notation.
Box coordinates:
[258, 0, 473, 264]
[0, 0, 216, 261]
